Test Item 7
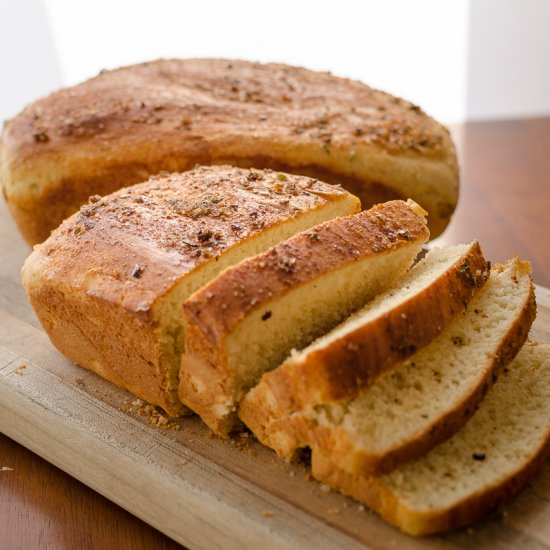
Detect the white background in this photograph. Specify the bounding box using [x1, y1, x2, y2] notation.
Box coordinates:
[1, 0, 550, 124]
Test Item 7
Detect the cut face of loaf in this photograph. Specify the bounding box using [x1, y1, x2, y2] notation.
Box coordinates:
[179, 200, 429, 435]
[239, 242, 490, 447]
[312, 342, 550, 536]
[21, 166, 359, 415]
[257, 258, 535, 473]
[2, 58, 458, 244]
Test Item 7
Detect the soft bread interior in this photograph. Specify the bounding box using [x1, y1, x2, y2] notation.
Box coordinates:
[152, 195, 359, 400]
[224, 243, 423, 404]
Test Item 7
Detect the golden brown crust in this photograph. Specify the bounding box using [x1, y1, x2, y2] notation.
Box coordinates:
[2, 58, 458, 243]
[239, 242, 490, 455]
[179, 200, 429, 435]
[21, 166, 354, 415]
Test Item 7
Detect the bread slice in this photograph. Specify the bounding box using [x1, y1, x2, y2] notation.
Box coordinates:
[239, 241, 490, 448]
[312, 341, 550, 536]
[2, 58, 457, 244]
[21, 166, 359, 415]
[179, 200, 429, 435]
[249, 258, 535, 470]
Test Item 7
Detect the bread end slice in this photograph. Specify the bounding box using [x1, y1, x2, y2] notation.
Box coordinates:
[312, 341, 550, 536]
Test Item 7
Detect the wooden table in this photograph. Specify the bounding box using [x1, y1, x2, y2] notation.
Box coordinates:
[1, 117, 549, 549]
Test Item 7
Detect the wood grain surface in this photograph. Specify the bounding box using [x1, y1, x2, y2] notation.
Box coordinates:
[1, 117, 550, 549]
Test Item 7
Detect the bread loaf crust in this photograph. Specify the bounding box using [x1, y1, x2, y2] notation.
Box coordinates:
[21, 166, 356, 415]
[179, 200, 429, 435]
[1, 58, 458, 244]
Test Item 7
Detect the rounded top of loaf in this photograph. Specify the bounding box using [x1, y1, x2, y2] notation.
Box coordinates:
[2, 59, 458, 243]
[5, 58, 449, 157]
[21, 165, 353, 314]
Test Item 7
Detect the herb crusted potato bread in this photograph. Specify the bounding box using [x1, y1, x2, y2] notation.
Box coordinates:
[2, 58, 458, 244]
[21, 166, 359, 415]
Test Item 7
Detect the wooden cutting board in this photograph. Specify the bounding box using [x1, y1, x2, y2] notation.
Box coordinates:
[2, 202, 550, 550]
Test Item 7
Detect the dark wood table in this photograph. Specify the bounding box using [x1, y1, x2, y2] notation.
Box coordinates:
[1, 117, 549, 549]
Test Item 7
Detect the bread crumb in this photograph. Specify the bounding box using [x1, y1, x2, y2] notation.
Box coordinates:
[358, 504, 365, 512]
[1, 466, 14, 471]
[261, 510, 274, 518]
[14, 365, 27, 375]
[229, 432, 257, 456]
[319, 483, 331, 493]
[123, 399, 181, 430]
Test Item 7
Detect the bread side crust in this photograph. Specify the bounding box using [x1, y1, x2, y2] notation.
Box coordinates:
[1, 58, 458, 243]
[311, 342, 550, 536]
[21, 167, 356, 415]
[179, 200, 429, 435]
[239, 242, 490, 454]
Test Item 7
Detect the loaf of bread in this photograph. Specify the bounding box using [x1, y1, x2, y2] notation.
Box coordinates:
[179, 200, 429, 435]
[21, 166, 359, 415]
[247, 258, 534, 472]
[239, 242, 490, 447]
[1, 58, 458, 244]
[312, 341, 550, 536]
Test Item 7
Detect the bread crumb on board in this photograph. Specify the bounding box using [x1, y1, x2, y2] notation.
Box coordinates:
[123, 399, 181, 430]
[14, 364, 27, 375]
[230, 431, 258, 457]
[1, 466, 14, 471]
[261, 510, 274, 518]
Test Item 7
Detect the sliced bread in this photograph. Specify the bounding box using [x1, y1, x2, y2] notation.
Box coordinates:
[248, 258, 535, 468]
[179, 200, 429, 435]
[312, 341, 550, 536]
[22, 166, 359, 416]
[239, 241, 490, 445]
